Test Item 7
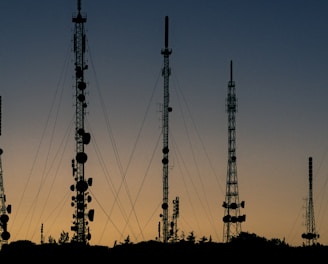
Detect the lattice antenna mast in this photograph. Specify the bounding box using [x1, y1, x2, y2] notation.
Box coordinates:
[40, 223, 44, 244]
[301, 157, 319, 246]
[0, 96, 11, 249]
[70, 0, 94, 244]
[171, 196, 179, 242]
[160, 15, 172, 243]
[222, 61, 245, 243]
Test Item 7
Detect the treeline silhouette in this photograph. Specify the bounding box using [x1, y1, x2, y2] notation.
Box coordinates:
[0, 232, 327, 262]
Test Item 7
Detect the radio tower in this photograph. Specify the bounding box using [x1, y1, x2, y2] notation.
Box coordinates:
[222, 60, 245, 243]
[171, 196, 179, 242]
[40, 223, 44, 244]
[0, 96, 11, 249]
[160, 15, 172, 243]
[301, 157, 319, 246]
[70, 0, 94, 244]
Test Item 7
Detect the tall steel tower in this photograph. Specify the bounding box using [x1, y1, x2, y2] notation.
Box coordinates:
[0, 96, 11, 249]
[222, 60, 245, 243]
[70, 0, 94, 244]
[301, 157, 319, 246]
[160, 15, 172, 243]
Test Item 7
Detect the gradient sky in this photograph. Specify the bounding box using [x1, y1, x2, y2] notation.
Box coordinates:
[0, 0, 328, 247]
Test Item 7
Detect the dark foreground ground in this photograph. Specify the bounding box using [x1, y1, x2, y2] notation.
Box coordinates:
[0, 239, 327, 262]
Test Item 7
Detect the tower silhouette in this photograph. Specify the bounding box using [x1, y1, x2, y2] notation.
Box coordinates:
[222, 61, 245, 243]
[171, 196, 179, 242]
[69, 0, 94, 244]
[301, 157, 319, 246]
[0, 96, 11, 249]
[160, 15, 172, 243]
[40, 223, 44, 245]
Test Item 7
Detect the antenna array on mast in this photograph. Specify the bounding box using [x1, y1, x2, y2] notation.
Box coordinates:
[70, 0, 94, 244]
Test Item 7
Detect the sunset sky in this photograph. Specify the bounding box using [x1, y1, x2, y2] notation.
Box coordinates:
[0, 0, 328, 247]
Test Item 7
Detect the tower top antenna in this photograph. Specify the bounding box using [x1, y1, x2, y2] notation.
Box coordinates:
[230, 60, 233, 83]
[77, 0, 81, 12]
[165, 16, 169, 48]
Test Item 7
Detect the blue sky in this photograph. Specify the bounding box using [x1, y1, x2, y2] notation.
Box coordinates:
[0, 0, 328, 247]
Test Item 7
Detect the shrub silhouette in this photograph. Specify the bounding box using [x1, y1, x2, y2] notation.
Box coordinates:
[0, 232, 327, 262]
